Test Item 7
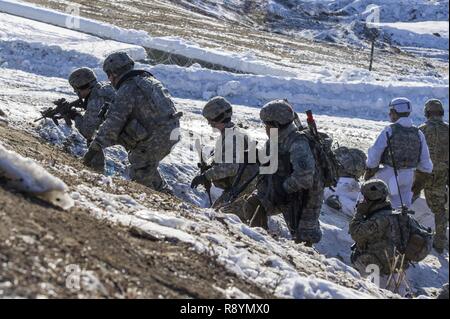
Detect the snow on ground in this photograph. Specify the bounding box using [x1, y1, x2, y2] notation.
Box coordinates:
[0, 12, 146, 79]
[149, 63, 448, 122]
[0, 0, 299, 77]
[375, 21, 449, 60]
[335, 0, 449, 22]
[163, 0, 449, 60]
[1, 11, 447, 123]
[379, 21, 449, 39]
[0, 9, 448, 298]
[0, 142, 74, 210]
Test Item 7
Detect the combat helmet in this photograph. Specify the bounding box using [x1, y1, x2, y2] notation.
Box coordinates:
[260, 99, 295, 127]
[361, 179, 389, 202]
[389, 97, 412, 114]
[424, 99, 444, 117]
[103, 51, 135, 76]
[334, 147, 367, 179]
[69, 67, 97, 90]
[202, 96, 233, 123]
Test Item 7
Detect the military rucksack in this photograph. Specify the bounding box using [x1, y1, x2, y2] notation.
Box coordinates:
[334, 147, 367, 179]
[390, 211, 433, 263]
[303, 130, 339, 188]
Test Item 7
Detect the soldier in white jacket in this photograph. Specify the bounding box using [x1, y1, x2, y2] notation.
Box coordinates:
[364, 97, 433, 209]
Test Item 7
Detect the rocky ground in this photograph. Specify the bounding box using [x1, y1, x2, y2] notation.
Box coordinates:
[25, 0, 448, 78]
[0, 124, 274, 299]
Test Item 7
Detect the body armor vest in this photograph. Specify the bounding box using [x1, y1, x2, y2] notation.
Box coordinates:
[381, 123, 421, 169]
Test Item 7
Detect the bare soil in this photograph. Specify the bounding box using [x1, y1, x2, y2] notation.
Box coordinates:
[0, 125, 274, 299]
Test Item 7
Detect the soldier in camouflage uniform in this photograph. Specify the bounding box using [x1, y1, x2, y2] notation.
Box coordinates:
[335, 147, 367, 181]
[83, 52, 181, 191]
[364, 97, 433, 208]
[412, 99, 449, 253]
[325, 147, 367, 211]
[191, 96, 258, 222]
[244, 100, 324, 245]
[350, 179, 407, 276]
[68, 67, 116, 171]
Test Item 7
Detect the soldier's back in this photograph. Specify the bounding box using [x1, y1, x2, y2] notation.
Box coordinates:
[381, 123, 422, 169]
[92, 82, 116, 101]
[123, 72, 177, 126]
[420, 119, 449, 170]
[352, 209, 399, 275]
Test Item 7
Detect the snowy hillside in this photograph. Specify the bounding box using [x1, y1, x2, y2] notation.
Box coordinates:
[0, 0, 448, 299]
[133, 0, 450, 59]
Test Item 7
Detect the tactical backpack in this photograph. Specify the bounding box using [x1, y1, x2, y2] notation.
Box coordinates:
[390, 211, 433, 263]
[291, 111, 339, 188]
[303, 130, 339, 188]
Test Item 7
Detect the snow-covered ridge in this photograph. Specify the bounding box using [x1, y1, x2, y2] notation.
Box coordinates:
[172, 0, 449, 59]
[1, 10, 447, 122]
[150, 64, 449, 121]
[375, 21, 449, 59]
[0, 0, 298, 77]
[0, 12, 146, 78]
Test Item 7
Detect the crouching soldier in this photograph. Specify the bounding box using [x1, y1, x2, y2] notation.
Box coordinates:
[244, 100, 324, 245]
[68, 67, 116, 171]
[325, 147, 367, 211]
[350, 179, 433, 285]
[191, 96, 258, 222]
[83, 52, 181, 191]
[412, 99, 449, 253]
[350, 180, 401, 276]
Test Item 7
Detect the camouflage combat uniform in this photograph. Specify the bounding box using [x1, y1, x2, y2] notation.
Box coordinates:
[193, 96, 257, 221]
[334, 147, 367, 180]
[350, 202, 398, 275]
[93, 70, 180, 190]
[350, 180, 406, 275]
[74, 82, 115, 143]
[325, 147, 367, 211]
[208, 122, 259, 221]
[246, 100, 324, 245]
[414, 105, 449, 251]
[73, 82, 115, 169]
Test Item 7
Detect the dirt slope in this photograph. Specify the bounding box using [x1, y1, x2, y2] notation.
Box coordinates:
[0, 125, 273, 299]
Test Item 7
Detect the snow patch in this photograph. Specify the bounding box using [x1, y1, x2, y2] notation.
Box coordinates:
[0, 143, 74, 210]
[0, 0, 297, 77]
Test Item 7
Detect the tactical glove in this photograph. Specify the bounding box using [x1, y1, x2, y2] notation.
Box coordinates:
[191, 174, 208, 189]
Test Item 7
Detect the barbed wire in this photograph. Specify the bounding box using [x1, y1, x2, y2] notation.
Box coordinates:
[144, 47, 247, 74]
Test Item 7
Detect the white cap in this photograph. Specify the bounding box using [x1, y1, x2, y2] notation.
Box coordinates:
[389, 97, 412, 113]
